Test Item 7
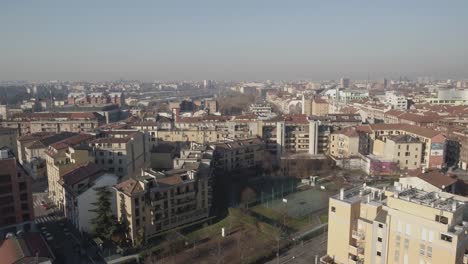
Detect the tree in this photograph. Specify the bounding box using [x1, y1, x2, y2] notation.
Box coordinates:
[89, 186, 117, 239]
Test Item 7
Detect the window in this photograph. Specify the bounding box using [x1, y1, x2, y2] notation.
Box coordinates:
[405, 223, 411, 235]
[427, 246, 432, 258]
[421, 228, 427, 241]
[397, 220, 402, 233]
[404, 238, 409, 250]
[394, 250, 400, 262]
[419, 244, 425, 256]
[441, 234, 452, 243]
[378, 223, 383, 228]
[435, 215, 448, 224]
[331, 206, 336, 213]
[428, 231, 434, 242]
[378, 237, 382, 242]
[377, 251, 381, 256]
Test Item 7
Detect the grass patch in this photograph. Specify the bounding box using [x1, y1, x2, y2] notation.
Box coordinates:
[250, 205, 312, 231]
[319, 213, 328, 224]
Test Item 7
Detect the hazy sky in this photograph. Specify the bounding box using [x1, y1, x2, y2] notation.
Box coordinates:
[1, 0, 467, 81]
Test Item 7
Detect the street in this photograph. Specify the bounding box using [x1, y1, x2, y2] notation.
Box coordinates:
[266, 231, 328, 264]
[32, 187, 105, 263]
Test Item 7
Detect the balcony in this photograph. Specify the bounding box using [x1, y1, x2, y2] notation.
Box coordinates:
[348, 256, 363, 264]
[352, 230, 365, 240]
[349, 245, 364, 256]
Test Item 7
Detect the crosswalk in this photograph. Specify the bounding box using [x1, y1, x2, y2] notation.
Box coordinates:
[34, 214, 61, 224]
[33, 199, 45, 208]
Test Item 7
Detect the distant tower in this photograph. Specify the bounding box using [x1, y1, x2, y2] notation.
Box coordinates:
[340, 78, 350, 88]
[203, 80, 213, 89]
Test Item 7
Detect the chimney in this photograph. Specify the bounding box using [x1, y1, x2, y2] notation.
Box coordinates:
[339, 188, 344, 200]
[452, 201, 457, 212]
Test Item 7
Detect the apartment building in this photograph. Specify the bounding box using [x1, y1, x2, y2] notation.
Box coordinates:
[0, 127, 18, 157]
[17, 132, 78, 179]
[322, 184, 468, 264]
[357, 124, 446, 169]
[1, 112, 104, 136]
[372, 135, 423, 170]
[90, 130, 148, 178]
[329, 127, 361, 159]
[203, 99, 218, 114]
[0, 147, 34, 235]
[45, 134, 95, 206]
[114, 159, 212, 243]
[385, 91, 408, 110]
[60, 163, 118, 233]
[210, 138, 265, 172]
[312, 98, 330, 116]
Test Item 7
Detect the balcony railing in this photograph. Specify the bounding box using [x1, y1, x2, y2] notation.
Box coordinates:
[352, 230, 365, 240]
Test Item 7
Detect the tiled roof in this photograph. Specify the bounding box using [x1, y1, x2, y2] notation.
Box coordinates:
[92, 137, 132, 144]
[0, 233, 54, 264]
[115, 178, 144, 196]
[360, 124, 442, 138]
[332, 127, 359, 137]
[60, 162, 104, 187]
[50, 133, 95, 150]
[407, 170, 458, 189]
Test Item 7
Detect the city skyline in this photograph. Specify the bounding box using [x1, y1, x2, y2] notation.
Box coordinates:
[1, 0, 468, 81]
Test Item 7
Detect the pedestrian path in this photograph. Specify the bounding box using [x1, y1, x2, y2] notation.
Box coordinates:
[34, 214, 60, 224]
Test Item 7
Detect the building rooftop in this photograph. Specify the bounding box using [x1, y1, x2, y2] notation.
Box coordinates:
[0, 232, 55, 264]
[334, 184, 466, 213]
[115, 178, 144, 196]
[386, 134, 421, 144]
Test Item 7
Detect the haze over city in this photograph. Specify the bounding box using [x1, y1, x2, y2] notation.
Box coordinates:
[1, 0, 468, 81]
[3, 1, 468, 264]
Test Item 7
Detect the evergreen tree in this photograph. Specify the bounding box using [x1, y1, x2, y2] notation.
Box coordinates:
[89, 186, 116, 239]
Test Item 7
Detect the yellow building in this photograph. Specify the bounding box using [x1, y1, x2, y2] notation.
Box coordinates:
[312, 98, 330, 117]
[329, 127, 360, 158]
[114, 163, 212, 244]
[322, 184, 468, 264]
[372, 135, 422, 170]
[89, 130, 148, 178]
[45, 134, 95, 206]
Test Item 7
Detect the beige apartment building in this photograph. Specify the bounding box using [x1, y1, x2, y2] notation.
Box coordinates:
[329, 127, 360, 158]
[312, 98, 330, 116]
[1, 112, 104, 136]
[210, 138, 265, 172]
[322, 184, 468, 264]
[114, 155, 212, 244]
[45, 134, 95, 206]
[357, 124, 446, 169]
[90, 130, 148, 178]
[372, 135, 423, 170]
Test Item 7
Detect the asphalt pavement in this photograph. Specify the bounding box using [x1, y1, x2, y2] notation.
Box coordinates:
[266, 231, 328, 264]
